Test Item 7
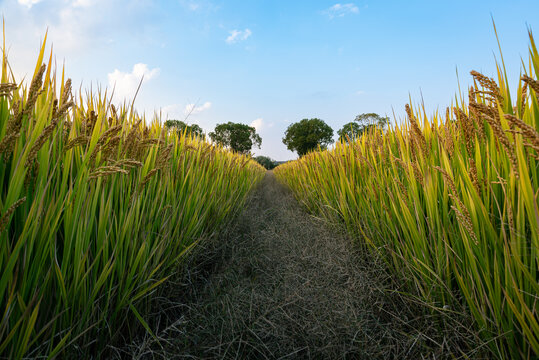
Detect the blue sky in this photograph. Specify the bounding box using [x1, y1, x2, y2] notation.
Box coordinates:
[1, 0, 539, 160]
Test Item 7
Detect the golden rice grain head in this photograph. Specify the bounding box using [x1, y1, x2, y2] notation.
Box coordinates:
[3, 99, 23, 150]
[101, 135, 121, 160]
[433, 166, 459, 198]
[468, 87, 485, 140]
[51, 99, 58, 119]
[470, 70, 502, 102]
[454, 107, 475, 156]
[141, 168, 159, 186]
[64, 135, 89, 151]
[24, 160, 39, 186]
[504, 114, 539, 147]
[140, 138, 160, 147]
[520, 81, 528, 116]
[405, 104, 428, 157]
[60, 79, 72, 106]
[26, 118, 60, 167]
[24, 64, 47, 115]
[521, 75, 539, 101]
[450, 203, 478, 245]
[110, 104, 118, 119]
[505, 193, 515, 237]
[115, 159, 143, 168]
[0, 132, 20, 156]
[97, 125, 123, 147]
[122, 120, 142, 157]
[469, 99, 497, 120]
[0, 83, 17, 98]
[504, 114, 539, 161]
[468, 158, 480, 194]
[88, 166, 129, 179]
[411, 162, 423, 186]
[485, 114, 519, 178]
[0, 197, 26, 234]
[55, 100, 74, 120]
[395, 178, 410, 206]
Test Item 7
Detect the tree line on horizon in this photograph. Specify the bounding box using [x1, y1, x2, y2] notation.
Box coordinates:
[165, 113, 389, 168]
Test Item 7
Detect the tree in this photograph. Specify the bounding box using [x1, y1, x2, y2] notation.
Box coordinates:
[165, 120, 205, 139]
[337, 113, 389, 142]
[337, 122, 362, 142]
[282, 118, 333, 156]
[209, 122, 262, 154]
[254, 155, 277, 170]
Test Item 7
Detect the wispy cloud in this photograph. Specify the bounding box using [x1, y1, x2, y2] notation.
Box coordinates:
[250, 118, 263, 131]
[226, 29, 252, 44]
[324, 3, 359, 19]
[179, 0, 199, 11]
[184, 101, 212, 115]
[179, 0, 219, 12]
[108, 63, 160, 102]
[162, 101, 212, 121]
[17, 0, 42, 8]
[72, 0, 95, 8]
[162, 104, 182, 119]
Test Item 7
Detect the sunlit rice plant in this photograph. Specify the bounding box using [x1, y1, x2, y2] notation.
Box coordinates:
[275, 28, 539, 359]
[0, 27, 265, 358]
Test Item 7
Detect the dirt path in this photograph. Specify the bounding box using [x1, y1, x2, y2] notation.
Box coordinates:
[122, 172, 463, 359]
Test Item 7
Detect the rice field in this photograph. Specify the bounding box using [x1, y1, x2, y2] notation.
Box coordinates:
[0, 32, 265, 358]
[275, 30, 539, 359]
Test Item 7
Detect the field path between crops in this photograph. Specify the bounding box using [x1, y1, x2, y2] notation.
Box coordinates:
[125, 171, 448, 359]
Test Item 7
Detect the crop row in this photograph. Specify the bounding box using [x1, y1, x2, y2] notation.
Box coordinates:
[0, 34, 265, 358]
[275, 30, 539, 359]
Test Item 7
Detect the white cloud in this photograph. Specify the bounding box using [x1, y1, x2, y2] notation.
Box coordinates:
[184, 101, 212, 115]
[226, 29, 252, 44]
[161, 101, 212, 120]
[72, 0, 95, 8]
[250, 118, 263, 131]
[324, 3, 359, 18]
[355, 90, 365, 95]
[162, 104, 182, 118]
[17, 0, 42, 8]
[179, 0, 220, 12]
[108, 63, 160, 101]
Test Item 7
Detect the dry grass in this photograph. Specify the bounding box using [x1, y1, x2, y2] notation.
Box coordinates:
[117, 172, 484, 359]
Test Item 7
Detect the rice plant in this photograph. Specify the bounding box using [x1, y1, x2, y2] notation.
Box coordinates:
[275, 29, 539, 359]
[0, 29, 265, 358]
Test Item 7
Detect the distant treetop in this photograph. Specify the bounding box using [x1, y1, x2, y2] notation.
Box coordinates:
[337, 113, 389, 142]
[209, 122, 262, 154]
[254, 155, 277, 170]
[282, 118, 334, 156]
[165, 120, 205, 139]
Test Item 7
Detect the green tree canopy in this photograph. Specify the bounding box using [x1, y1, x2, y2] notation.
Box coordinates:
[209, 122, 262, 154]
[254, 155, 277, 170]
[337, 113, 389, 142]
[165, 120, 205, 139]
[282, 118, 334, 156]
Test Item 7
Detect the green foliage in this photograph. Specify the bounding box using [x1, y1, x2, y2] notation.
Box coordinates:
[337, 122, 362, 142]
[282, 118, 334, 156]
[0, 36, 265, 359]
[254, 155, 277, 170]
[165, 119, 205, 139]
[337, 113, 389, 142]
[209, 122, 262, 154]
[275, 30, 539, 359]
